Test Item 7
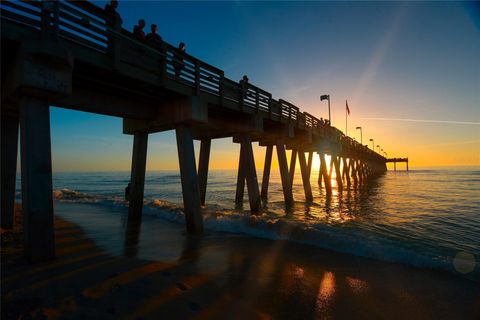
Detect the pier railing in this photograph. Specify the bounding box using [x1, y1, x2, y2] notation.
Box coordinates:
[1, 0, 385, 161]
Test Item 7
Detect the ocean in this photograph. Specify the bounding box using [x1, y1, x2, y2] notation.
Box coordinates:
[15, 168, 480, 281]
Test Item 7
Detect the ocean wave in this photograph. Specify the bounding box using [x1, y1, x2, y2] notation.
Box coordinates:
[50, 188, 478, 281]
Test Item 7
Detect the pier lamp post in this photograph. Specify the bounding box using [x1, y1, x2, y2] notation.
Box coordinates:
[320, 94, 331, 125]
[356, 126, 363, 144]
[369, 138, 374, 150]
[376, 145, 381, 153]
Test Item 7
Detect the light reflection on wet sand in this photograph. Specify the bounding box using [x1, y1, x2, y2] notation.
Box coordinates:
[3, 201, 479, 319]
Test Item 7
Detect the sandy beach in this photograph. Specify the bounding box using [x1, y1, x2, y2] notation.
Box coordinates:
[2, 202, 479, 319]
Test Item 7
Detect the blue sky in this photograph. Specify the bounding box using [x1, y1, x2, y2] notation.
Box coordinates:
[49, 1, 479, 171]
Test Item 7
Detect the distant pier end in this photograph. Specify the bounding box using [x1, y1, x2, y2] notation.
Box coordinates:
[386, 158, 409, 171]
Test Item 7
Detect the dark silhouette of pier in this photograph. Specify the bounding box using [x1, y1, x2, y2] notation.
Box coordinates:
[1, 1, 398, 261]
[386, 158, 409, 171]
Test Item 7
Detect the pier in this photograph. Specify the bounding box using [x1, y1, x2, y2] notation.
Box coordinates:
[1, 1, 398, 261]
[386, 158, 409, 171]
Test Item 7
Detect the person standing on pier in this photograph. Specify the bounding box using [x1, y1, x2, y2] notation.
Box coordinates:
[104, 0, 119, 18]
[239, 75, 249, 102]
[174, 42, 186, 79]
[133, 19, 146, 41]
[146, 24, 162, 46]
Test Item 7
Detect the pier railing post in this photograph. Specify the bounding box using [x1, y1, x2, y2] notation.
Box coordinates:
[175, 124, 203, 234]
[128, 132, 148, 220]
[20, 97, 55, 261]
[261, 144, 273, 199]
[298, 149, 313, 201]
[276, 142, 294, 205]
[1, 113, 19, 229]
[198, 138, 211, 206]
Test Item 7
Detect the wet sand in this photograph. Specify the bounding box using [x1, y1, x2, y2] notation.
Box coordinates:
[2, 202, 479, 319]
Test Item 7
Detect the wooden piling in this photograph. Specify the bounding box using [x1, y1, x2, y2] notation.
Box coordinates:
[175, 124, 203, 234]
[128, 132, 148, 220]
[1, 114, 19, 229]
[198, 138, 211, 206]
[20, 97, 55, 261]
[276, 143, 294, 205]
[320, 153, 332, 193]
[289, 149, 297, 187]
[332, 155, 343, 189]
[235, 143, 246, 206]
[241, 136, 261, 213]
[298, 149, 313, 201]
[261, 144, 273, 198]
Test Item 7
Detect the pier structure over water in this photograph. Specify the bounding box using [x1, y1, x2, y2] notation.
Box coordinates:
[1, 1, 392, 261]
[386, 158, 409, 171]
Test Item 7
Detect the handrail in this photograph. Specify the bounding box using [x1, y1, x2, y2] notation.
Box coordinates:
[0, 0, 387, 160]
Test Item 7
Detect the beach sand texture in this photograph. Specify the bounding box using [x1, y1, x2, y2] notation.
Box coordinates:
[2, 203, 479, 319]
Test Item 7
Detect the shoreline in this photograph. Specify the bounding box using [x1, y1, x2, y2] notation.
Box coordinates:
[2, 202, 480, 319]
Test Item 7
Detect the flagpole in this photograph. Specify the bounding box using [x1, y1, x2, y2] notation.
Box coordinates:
[328, 96, 331, 125]
[345, 103, 347, 135]
[345, 100, 348, 136]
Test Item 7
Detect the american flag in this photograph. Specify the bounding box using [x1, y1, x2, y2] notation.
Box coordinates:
[346, 100, 350, 115]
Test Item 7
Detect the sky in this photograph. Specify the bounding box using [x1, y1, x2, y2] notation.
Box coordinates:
[47, 1, 479, 171]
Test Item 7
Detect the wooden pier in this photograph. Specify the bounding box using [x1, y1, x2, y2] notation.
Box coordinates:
[1, 1, 395, 261]
[386, 158, 409, 171]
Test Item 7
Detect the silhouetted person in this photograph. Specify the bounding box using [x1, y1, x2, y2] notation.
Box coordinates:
[174, 42, 186, 79]
[146, 24, 162, 46]
[239, 75, 249, 101]
[104, 0, 119, 17]
[105, 0, 121, 52]
[133, 19, 146, 41]
[125, 182, 131, 201]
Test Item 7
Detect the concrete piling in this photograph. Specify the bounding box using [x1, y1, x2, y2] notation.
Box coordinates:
[20, 97, 55, 261]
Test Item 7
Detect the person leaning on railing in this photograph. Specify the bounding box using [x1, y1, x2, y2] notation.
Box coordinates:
[104, 0, 122, 52]
[133, 19, 146, 41]
[146, 24, 162, 46]
[239, 75, 249, 102]
[174, 42, 186, 79]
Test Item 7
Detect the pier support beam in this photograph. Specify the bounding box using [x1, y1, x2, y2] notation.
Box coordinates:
[332, 155, 343, 189]
[261, 145, 273, 199]
[318, 153, 323, 186]
[276, 143, 294, 205]
[298, 149, 313, 201]
[198, 138, 211, 206]
[1, 114, 19, 229]
[235, 136, 261, 213]
[319, 153, 332, 193]
[307, 151, 313, 177]
[20, 97, 55, 261]
[342, 157, 351, 187]
[175, 125, 203, 234]
[128, 132, 148, 220]
[289, 149, 297, 187]
[235, 144, 245, 207]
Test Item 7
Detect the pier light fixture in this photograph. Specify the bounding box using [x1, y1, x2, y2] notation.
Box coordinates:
[356, 126, 363, 144]
[320, 94, 331, 125]
[376, 145, 381, 153]
[369, 138, 374, 150]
